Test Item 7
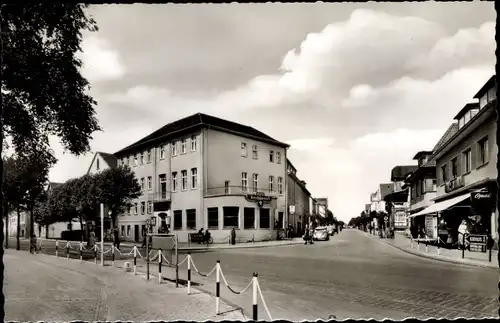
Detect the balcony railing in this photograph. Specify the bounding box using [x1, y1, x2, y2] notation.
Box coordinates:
[148, 191, 172, 202]
[204, 186, 281, 197]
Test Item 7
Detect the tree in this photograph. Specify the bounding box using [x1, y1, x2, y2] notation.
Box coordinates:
[95, 166, 141, 229]
[1, 6, 101, 317]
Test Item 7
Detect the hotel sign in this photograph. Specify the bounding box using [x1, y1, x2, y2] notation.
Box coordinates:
[245, 192, 272, 207]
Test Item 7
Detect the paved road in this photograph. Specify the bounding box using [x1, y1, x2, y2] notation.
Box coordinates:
[171, 229, 499, 320]
[4, 250, 244, 321]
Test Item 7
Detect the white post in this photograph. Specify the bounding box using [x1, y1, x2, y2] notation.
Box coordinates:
[133, 246, 137, 275]
[252, 273, 258, 320]
[100, 203, 104, 267]
[158, 249, 162, 284]
[112, 244, 115, 267]
[55, 240, 59, 257]
[216, 261, 220, 314]
[79, 242, 83, 262]
[187, 254, 191, 295]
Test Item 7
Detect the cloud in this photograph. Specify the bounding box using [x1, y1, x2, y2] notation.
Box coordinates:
[79, 36, 126, 82]
[288, 128, 444, 220]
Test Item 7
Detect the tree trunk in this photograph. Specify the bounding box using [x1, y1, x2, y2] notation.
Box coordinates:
[16, 205, 20, 251]
[4, 202, 9, 249]
[29, 204, 34, 238]
[45, 224, 49, 239]
[79, 216, 84, 242]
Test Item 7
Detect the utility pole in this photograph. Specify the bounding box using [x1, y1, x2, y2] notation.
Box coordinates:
[100, 203, 104, 267]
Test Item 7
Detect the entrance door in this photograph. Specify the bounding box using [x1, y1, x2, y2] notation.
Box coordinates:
[134, 225, 139, 242]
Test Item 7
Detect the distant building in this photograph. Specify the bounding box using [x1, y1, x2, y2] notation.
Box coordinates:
[384, 165, 418, 230]
[286, 159, 311, 235]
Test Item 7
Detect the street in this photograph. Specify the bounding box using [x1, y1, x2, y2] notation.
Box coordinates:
[5, 229, 498, 321]
[174, 229, 498, 320]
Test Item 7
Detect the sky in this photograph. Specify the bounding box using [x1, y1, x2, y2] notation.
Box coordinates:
[47, 3, 495, 224]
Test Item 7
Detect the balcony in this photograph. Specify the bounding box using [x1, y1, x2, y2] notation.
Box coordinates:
[204, 186, 281, 198]
[147, 191, 172, 202]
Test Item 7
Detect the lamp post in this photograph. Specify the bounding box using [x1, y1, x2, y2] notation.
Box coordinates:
[100, 203, 104, 266]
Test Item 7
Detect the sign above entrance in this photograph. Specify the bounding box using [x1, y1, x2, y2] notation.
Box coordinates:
[471, 188, 492, 201]
[245, 192, 273, 206]
[471, 187, 494, 214]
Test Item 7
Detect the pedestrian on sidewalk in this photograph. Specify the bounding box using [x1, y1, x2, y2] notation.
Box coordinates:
[88, 228, 96, 249]
[458, 219, 468, 250]
[303, 225, 310, 245]
[113, 228, 120, 250]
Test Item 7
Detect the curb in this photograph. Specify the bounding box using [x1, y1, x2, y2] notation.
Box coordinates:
[360, 231, 497, 270]
[179, 240, 304, 251]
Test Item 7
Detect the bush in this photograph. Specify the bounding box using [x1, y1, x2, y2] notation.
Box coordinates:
[61, 230, 85, 241]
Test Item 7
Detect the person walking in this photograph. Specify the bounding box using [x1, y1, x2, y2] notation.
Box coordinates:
[458, 219, 468, 250]
[113, 228, 120, 250]
[88, 228, 96, 249]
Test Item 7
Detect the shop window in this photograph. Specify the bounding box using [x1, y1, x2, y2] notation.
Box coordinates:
[260, 208, 270, 229]
[244, 208, 255, 229]
[186, 209, 196, 230]
[173, 210, 183, 230]
[223, 207, 239, 228]
[207, 207, 219, 229]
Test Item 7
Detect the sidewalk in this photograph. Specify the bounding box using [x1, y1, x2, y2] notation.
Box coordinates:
[35, 236, 304, 251]
[363, 230, 498, 269]
[4, 249, 246, 321]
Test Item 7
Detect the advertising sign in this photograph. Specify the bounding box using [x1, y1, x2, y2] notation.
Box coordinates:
[245, 192, 273, 207]
[471, 188, 493, 214]
[425, 215, 436, 239]
[466, 234, 487, 253]
[289, 205, 296, 215]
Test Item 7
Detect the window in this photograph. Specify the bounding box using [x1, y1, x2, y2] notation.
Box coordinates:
[208, 207, 219, 229]
[173, 210, 182, 230]
[181, 170, 188, 191]
[487, 87, 497, 103]
[134, 203, 138, 215]
[172, 172, 178, 192]
[134, 154, 138, 166]
[252, 145, 258, 159]
[181, 139, 187, 154]
[276, 152, 281, 164]
[259, 208, 270, 229]
[225, 181, 230, 194]
[478, 137, 489, 165]
[223, 206, 239, 228]
[140, 152, 144, 165]
[451, 158, 458, 179]
[269, 150, 274, 163]
[458, 118, 465, 129]
[147, 150, 152, 163]
[140, 177, 145, 190]
[441, 165, 447, 183]
[186, 209, 196, 230]
[160, 146, 165, 159]
[241, 172, 248, 192]
[147, 202, 153, 214]
[416, 181, 421, 197]
[121, 225, 125, 237]
[127, 205, 131, 215]
[462, 149, 471, 173]
[147, 176, 152, 191]
[464, 112, 471, 125]
[268, 176, 274, 193]
[96, 158, 100, 170]
[252, 173, 258, 192]
[425, 178, 437, 192]
[127, 225, 131, 236]
[244, 207, 255, 229]
[172, 142, 178, 156]
[140, 202, 145, 215]
[241, 143, 247, 157]
[419, 180, 424, 195]
[479, 94, 488, 109]
[191, 135, 197, 151]
[159, 174, 167, 199]
[123, 158, 127, 166]
[191, 168, 198, 189]
[277, 177, 283, 194]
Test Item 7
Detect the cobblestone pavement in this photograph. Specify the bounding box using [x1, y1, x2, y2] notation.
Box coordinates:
[145, 229, 498, 321]
[7, 230, 499, 321]
[4, 250, 245, 321]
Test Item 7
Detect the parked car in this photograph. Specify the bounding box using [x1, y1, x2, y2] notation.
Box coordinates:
[326, 225, 335, 236]
[313, 227, 330, 241]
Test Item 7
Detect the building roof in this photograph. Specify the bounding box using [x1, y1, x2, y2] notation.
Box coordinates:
[391, 165, 418, 181]
[286, 158, 297, 173]
[379, 183, 394, 200]
[115, 112, 289, 155]
[473, 75, 496, 99]
[86, 151, 118, 174]
[412, 151, 433, 160]
[453, 103, 480, 120]
[383, 189, 409, 203]
[431, 123, 459, 152]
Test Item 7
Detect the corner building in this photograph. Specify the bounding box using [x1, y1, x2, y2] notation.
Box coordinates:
[114, 113, 289, 243]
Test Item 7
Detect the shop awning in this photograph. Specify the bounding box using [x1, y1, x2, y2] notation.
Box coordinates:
[408, 193, 471, 218]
